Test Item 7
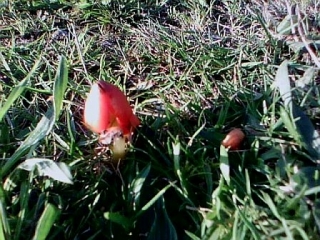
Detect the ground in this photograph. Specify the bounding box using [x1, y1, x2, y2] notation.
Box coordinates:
[0, 0, 320, 239]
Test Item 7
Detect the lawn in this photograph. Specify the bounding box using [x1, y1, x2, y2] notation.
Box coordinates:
[1, 0, 320, 239]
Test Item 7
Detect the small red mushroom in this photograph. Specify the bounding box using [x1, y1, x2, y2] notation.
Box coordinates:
[84, 80, 140, 136]
[84, 81, 140, 160]
[222, 128, 245, 150]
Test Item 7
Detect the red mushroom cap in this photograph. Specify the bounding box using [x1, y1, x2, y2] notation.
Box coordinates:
[84, 81, 140, 137]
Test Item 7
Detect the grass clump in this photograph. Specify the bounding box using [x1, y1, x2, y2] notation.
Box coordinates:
[1, 0, 320, 239]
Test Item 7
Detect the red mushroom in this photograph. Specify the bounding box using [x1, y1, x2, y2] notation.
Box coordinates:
[84, 80, 140, 150]
[221, 128, 245, 150]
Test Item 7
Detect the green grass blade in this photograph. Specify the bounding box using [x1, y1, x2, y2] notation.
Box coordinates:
[219, 145, 230, 185]
[279, 107, 301, 144]
[32, 203, 60, 240]
[130, 163, 151, 209]
[0, 57, 41, 122]
[134, 183, 172, 219]
[292, 104, 320, 160]
[0, 202, 8, 240]
[147, 197, 178, 240]
[312, 199, 320, 233]
[0, 218, 5, 240]
[295, 66, 315, 88]
[0, 108, 55, 178]
[232, 209, 240, 240]
[103, 212, 132, 232]
[236, 207, 260, 240]
[0, 52, 11, 72]
[18, 158, 73, 184]
[261, 192, 281, 220]
[274, 60, 292, 111]
[276, 15, 298, 35]
[185, 231, 201, 240]
[173, 141, 189, 198]
[304, 186, 320, 195]
[53, 55, 68, 121]
[14, 182, 30, 240]
[0, 185, 10, 240]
